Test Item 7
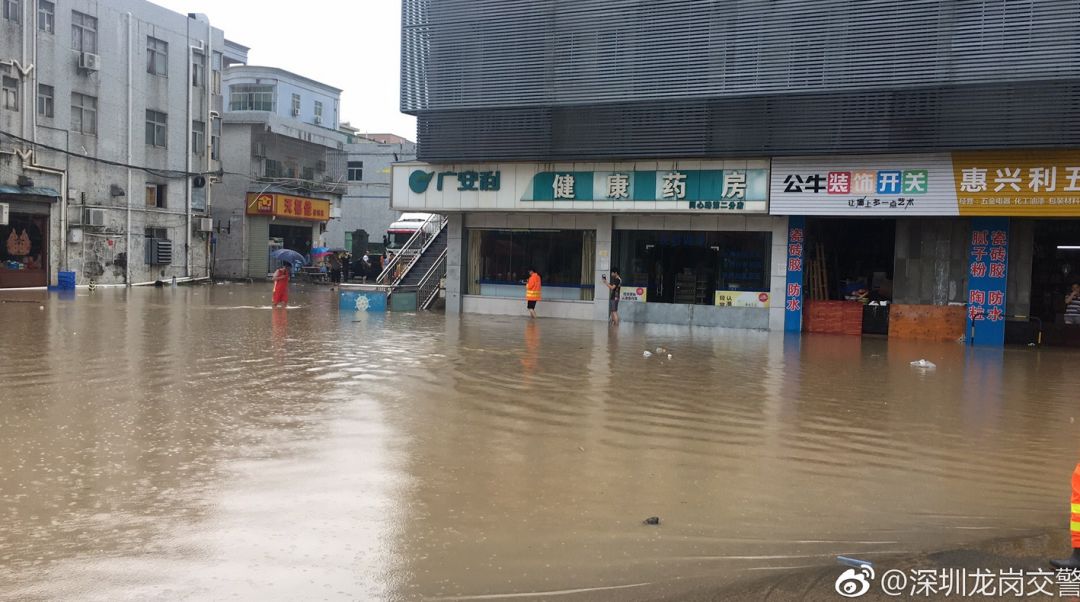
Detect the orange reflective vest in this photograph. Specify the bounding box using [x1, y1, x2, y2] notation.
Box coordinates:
[526, 273, 542, 301]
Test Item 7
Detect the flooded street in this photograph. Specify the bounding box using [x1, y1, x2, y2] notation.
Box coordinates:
[1, 284, 1078, 600]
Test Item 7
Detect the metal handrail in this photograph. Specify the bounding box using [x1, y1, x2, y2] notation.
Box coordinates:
[375, 214, 446, 284]
[383, 216, 448, 288]
[416, 249, 447, 310]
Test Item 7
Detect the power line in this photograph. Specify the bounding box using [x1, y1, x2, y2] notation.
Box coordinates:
[2, 130, 351, 192]
[0, 129, 208, 178]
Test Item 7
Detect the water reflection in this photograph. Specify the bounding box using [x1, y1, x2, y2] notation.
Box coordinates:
[0, 286, 1078, 600]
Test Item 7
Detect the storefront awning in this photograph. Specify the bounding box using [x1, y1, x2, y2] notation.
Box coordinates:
[0, 186, 60, 198]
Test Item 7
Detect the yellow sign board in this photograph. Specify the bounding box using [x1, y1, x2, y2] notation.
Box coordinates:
[714, 291, 771, 308]
[245, 193, 332, 222]
[953, 150, 1080, 216]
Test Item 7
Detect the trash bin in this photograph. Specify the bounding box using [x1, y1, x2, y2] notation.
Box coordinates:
[51, 271, 76, 291]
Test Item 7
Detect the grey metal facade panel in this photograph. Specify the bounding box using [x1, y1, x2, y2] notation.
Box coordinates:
[402, 0, 1080, 113]
[414, 80, 1080, 161]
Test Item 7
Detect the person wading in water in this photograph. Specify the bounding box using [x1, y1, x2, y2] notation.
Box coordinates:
[525, 268, 542, 319]
[272, 262, 291, 308]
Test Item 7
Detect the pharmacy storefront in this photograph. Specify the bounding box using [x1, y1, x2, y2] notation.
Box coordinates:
[393, 160, 790, 329]
[771, 150, 1080, 346]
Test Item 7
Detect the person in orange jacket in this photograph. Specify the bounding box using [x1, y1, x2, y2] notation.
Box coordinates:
[1051, 463, 1080, 569]
[525, 268, 542, 318]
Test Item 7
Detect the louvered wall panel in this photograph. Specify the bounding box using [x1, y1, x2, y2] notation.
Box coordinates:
[403, 0, 1080, 161]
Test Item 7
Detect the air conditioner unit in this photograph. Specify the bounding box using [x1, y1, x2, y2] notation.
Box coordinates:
[84, 208, 106, 227]
[145, 239, 173, 265]
[329, 207, 342, 219]
[79, 52, 101, 71]
[252, 143, 266, 158]
[197, 217, 213, 232]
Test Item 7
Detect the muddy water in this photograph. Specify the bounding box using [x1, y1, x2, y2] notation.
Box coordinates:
[0, 284, 1077, 600]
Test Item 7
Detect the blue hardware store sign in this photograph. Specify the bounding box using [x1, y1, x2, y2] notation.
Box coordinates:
[966, 217, 1009, 346]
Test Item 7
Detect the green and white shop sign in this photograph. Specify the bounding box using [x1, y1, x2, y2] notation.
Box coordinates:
[392, 160, 770, 213]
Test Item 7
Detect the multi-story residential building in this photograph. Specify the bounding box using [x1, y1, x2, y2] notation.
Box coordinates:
[0, 0, 223, 287]
[395, 0, 1080, 347]
[213, 64, 347, 279]
[327, 123, 416, 256]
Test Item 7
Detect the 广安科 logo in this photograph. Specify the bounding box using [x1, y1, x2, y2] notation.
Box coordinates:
[409, 170, 435, 194]
[835, 563, 875, 598]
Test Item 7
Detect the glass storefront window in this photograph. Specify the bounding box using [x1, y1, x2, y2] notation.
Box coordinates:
[0, 213, 49, 288]
[612, 230, 771, 305]
[466, 229, 596, 301]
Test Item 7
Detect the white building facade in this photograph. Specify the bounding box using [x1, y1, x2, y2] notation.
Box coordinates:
[326, 131, 416, 255]
[213, 65, 347, 279]
[0, 0, 223, 287]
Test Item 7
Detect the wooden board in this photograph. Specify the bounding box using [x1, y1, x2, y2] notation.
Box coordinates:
[888, 304, 966, 342]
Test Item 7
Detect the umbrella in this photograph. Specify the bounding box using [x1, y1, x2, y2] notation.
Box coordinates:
[270, 249, 306, 266]
[310, 246, 332, 258]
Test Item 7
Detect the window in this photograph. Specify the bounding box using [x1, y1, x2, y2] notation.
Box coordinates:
[191, 120, 204, 155]
[466, 229, 596, 300]
[146, 36, 168, 76]
[301, 166, 314, 182]
[264, 159, 283, 178]
[71, 11, 97, 53]
[37, 0, 52, 32]
[1, 76, 17, 111]
[347, 161, 363, 181]
[291, 93, 300, 116]
[192, 53, 204, 87]
[228, 84, 274, 111]
[36, 84, 53, 117]
[71, 92, 96, 134]
[611, 230, 772, 306]
[145, 185, 166, 209]
[211, 52, 222, 95]
[3, 0, 19, 23]
[313, 100, 323, 123]
[145, 110, 167, 147]
[210, 118, 220, 160]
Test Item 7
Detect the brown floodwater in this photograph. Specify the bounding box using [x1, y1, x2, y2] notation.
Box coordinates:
[0, 284, 1078, 600]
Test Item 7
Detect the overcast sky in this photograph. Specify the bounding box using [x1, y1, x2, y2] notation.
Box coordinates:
[152, 0, 416, 140]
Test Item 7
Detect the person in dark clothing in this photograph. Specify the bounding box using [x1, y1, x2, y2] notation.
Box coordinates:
[602, 267, 622, 325]
[328, 253, 343, 287]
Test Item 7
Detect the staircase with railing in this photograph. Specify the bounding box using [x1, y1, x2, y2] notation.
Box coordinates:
[376, 214, 448, 309]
